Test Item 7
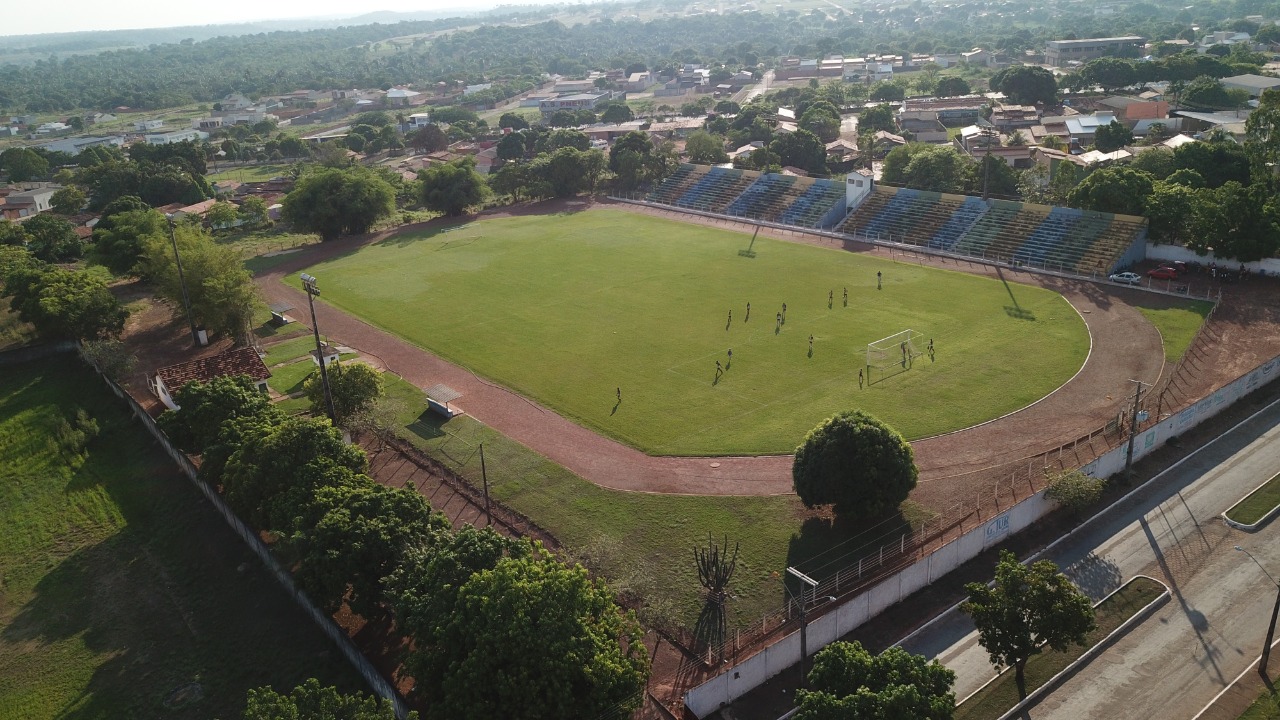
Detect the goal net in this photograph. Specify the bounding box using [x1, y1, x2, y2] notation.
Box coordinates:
[866, 329, 925, 370]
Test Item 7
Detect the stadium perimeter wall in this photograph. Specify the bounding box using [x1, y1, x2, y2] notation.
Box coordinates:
[685, 348, 1280, 718]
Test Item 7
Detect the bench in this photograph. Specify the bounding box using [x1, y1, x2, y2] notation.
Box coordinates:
[427, 397, 460, 418]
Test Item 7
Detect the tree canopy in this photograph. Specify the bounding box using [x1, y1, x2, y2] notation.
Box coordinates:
[140, 224, 258, 339]
[1066, 165, 1155, 216]
[1, 262, 127, 340]
[962, 550, 1095, 699]
[304, 361, 384, 425]
[282, 166, 396, 241]
[419, 158, 490, 217]
[796, 642, 956, 720]
[989, 66, 1057, 106]
[244, 678, 413, 720]
[792, 410, 917, 517]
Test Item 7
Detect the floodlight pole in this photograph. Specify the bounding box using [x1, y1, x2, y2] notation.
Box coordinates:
[301, 273, 337, 424]
[787, 567, 819, 689]
[1237, 546, 1280, 684]
[165, 214, 201, 346]
[1124, 379, 1150, 477]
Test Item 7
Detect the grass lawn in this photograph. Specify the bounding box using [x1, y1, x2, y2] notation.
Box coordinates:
[293, 208, 1090, 456]
[263, 335, 333, 366]
[219, 228, 321, 267]
[267, 359, 318, 395]
[954, 576, 1165, 720]
[1226, 472, 1280, 526]
[1238, 689, 1280, 719]
[378, 371, 937, 628]
[206, 164, 294, 183]
[0, 356, 361, 719]
[1134, 299, 1214, 364]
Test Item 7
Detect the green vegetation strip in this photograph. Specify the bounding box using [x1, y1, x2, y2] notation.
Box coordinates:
[294, 208, 1088, 456]
[1226, 472, 1280, 526]
[1134, 300, 1213, 364]
[954, 576, 1165, 720]
[1237, 688, 1280, 719]
[0, 356, 360, 719]
[377, 372, 935, 628]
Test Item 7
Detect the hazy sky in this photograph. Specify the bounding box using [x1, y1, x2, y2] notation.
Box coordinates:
[3, 0, 540, 38]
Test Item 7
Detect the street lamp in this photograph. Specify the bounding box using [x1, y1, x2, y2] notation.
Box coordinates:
[1235, 545, 1280, 683]
[164, 214, 202, 346]
[300, 273, 338, 424]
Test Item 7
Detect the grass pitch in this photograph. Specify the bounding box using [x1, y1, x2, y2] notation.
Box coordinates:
[296, 208, 1089, 456]
[0, 357, 360, 719]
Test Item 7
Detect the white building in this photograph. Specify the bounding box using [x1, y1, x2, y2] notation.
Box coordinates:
[463, 83, 493, 96]
[145, 129, 209, 145]
[220, 93, 254, 110]
[35, 122, 69, 134]
[134, 119, 164, 131]
[407, 113, 433, 129]
[385, 87, 422, 106]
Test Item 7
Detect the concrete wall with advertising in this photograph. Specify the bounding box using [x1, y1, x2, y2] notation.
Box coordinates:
[684, 492, 1053, 717]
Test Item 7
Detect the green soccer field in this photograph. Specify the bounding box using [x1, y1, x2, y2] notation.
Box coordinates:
[294, 208, 1090, 456]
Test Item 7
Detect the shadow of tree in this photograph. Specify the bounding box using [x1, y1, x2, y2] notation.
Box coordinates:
[1064, 552, 1123, 601]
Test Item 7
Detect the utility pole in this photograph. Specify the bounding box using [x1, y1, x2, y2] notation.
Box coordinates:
[165, 215, 201, 346]
[1124, 379, 1151, 476]
[787, 567, 819, 688]
[1236, 546, 1280, 685]
[300, 273, 337, 424]
[480, 443, 492, 526]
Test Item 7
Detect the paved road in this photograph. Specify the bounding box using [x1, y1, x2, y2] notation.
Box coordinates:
[899, 398, 1280, 711]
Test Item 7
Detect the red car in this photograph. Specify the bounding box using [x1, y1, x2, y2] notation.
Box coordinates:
[1148, 266, 1178, 279]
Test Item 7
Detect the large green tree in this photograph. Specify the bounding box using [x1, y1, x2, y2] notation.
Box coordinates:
[141, 225, 258, 339]
[1246, 88, 1280, 187]
[282, 167, 396, 241]
[935, 77, 971, 98]
[882, 144, 971, 194]
[857, 104, 897, 134]
[792, 410, 917, 517]
[50, 186, 87, 215]
[1066, 165, 1155, 216]
[685, 130, 730, 164]
[961, 550, 1096, 699]
[989, 66, 1057, 105]
[769, 128, 827, 175]
[91, 207, 166, 275]
[1173, 138, 1253, 189]
[1, 148, 50, 182]
[157, 374, 279, 453]
[304, 361, 384, 425]
[795, 642, 956, 720]
[1, 264, 127, 340]
[244, 678, 412, 720]
[407, 548, 650, 720]
[419, 158, 490, 217]
[1092, 120, 1134, 153]
[1187, 181, 1280, 261]
[22, 214, 82, 263]
[292, 483, 449, 618]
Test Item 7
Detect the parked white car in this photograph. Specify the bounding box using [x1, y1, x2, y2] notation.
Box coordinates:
[1108, 271, 1142, 286]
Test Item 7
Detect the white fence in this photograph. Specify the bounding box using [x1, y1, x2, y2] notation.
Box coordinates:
[1145, 243, 1280, 276]
[684, 492, 1054, 718]
[685, 348, 1280, 719]
[71, 349, 411, 718]
[1084, 352, 1280, 478]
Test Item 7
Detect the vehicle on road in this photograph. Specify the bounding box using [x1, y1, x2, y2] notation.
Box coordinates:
[1148, 266, 1178, 279]
[1109, 272, 1142, 285]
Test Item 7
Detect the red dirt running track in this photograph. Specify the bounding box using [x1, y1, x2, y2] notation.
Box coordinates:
[255, 200, 1166, 498]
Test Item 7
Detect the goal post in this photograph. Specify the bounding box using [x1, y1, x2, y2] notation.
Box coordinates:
[866, 329, 924, 371]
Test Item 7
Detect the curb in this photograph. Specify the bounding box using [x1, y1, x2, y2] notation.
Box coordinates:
[895, 389, 1280, 656]
[995, 576, 1170, 719]
[1221, 471, 1280, 532]
[1190, 633, 1280, 720]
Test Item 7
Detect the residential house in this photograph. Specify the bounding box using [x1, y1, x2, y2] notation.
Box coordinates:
[1199, 31, 1253, 52]
[86, 113, 116, 125]
[134, 119, 165, 131]
[152, 346, 271, 411]
[897, 110, 949, 143]
[961, 48, 992, 67]
[644, 117, 707, 140]
[870, 130, 907, 157]
[1045, 36, 1145, 67]
[538, 93, 613, 119]
[1096, 96, 1170, 123]
[385, 87, 423, 106]
[1221, 74, 1280, 98]
[220, 93, 254, 110]
[407, 113, 433, 129]
[989, 104, 1040, 132]
[622, 71, 653, 92]
[904, 97, 986, 125]
[552, 79, 597, 94]
[0, 186, 60, 219]
[40, 135, 124, 155]
[35, 122, 69, 134]
[145, 129, 209, 145]
[194, 117, 225, 131]
[463, 83, 493, 96]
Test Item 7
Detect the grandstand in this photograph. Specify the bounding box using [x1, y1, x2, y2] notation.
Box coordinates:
[638, 164, 1148, 275]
